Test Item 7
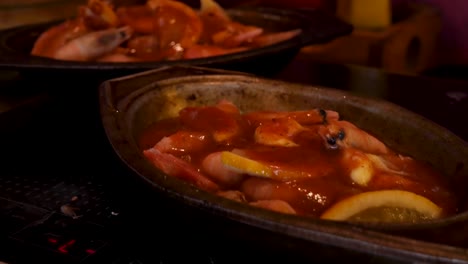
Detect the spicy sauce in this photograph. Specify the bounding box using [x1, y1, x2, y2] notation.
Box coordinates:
[140, 101, 459, 218]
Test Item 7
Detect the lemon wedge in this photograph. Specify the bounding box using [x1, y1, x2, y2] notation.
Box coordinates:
[320, 190, 442, 223]
[220, 151, 320, 181]
[220, 151, 273, 178]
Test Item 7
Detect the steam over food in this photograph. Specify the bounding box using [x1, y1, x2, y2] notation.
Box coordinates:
[31, 0, 301, 62]
[140, 99, 458, 223]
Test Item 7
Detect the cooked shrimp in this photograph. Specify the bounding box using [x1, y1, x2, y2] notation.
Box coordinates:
[211, 22, 263, 48]
[215, 99, 241, 115]
[155, 130, 213, 155]
[199, 0, 231, 41]
[340, 145, 449, 190]
[199, 0, 231, 24]
[249, 29, 302, 48]
[147, 0, 203, 48]
[97, 52, 142, 62]
[254, 118, 305, 147]
[241, 178, 298, 202]
[339, 148, 404, 186]
[183, 44, 248, 59]
[178, 103, 244, 144]
[79, 0, 119, 30]
[369, 172, 420, 190]
[53, 26, 133, 61]
[127, 34, 184, 61]
[366, 153, 411, 176]
[249, 200, 297, 214]
[143, 148, 220, 192]
[116, 5, 155, 34]
[216, 190, 247, 203]
[241, 177, 349, 216]
[318, 120, 389, 155]
[31, 19, 88, 58]
[127, 35, 159, 54]
[202, 152, 245, 186]
[340, 148, 375, 186]
[199, 0, 263, 47]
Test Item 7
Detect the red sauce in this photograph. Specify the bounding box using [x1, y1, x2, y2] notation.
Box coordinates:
[139, 101, 459, 218]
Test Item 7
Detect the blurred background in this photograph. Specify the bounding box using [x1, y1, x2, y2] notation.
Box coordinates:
[0, 0, 466, 79]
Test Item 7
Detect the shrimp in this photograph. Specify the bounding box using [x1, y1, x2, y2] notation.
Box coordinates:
[178, 101, 245, 144]
[127, 34, 184, 61]
[97, 52, 142, 62]
[241, 178, 298, 202]
[147, 0, 203, 49]
[340, 148, 422, 186]
[199, 0, 262, 48]
[116, 5, 155, 34]
[249, 200, 297, 215]
[199, 0, 231, 25]
[155, 130, 213, 155]
[318, 120, 389, 155]
[202, 152, 246, 186]
[369, 172, 421, 190]
[199, 0, 231, 41]
[79, 0, 119, 30]
[211, 22, 263, 48]
[183, 45, 248, 59]
[216, 190, 247, 203]
[31, 19, 89, 58]
[53, 26, 133, 61]
[249, 29, 302, 48]
[143, 148, 219, 192]
[241, 177, 352, 216]
[254, 118, 306, 147]
[215, 99, 241, 115]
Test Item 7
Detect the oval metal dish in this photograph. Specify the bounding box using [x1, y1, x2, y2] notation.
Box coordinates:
[99, 65, 468, 263]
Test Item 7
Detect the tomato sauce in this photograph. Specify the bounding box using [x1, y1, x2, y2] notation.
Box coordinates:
[139, 101, 459, 219]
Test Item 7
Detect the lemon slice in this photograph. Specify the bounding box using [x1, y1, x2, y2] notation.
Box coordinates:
[220, 151, 273, 178]
[220, 151, 319, 181]
[320, 190, 442, 223]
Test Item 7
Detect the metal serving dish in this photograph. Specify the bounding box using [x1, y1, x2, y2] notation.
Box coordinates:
[99, 66, 468, 263]
[0, 6, 351, 78]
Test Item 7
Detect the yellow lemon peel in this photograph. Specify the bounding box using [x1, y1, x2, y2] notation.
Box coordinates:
[320, 190, 442, 223]
[220, 151, 273, 178]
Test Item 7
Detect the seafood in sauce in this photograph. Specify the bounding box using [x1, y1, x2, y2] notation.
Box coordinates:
[140, 100, 459, 221]
[31, 0, 302, 62]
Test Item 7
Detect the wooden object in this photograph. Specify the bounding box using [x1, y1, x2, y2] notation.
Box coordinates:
[0, 0, 85, 30]
[301, 3, 441, 75]
[336, 0, 391, 29]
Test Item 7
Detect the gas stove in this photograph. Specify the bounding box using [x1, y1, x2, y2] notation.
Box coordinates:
[0, 61, 467, 264]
